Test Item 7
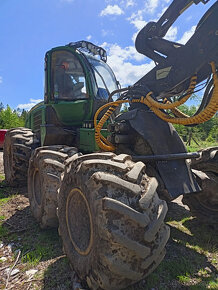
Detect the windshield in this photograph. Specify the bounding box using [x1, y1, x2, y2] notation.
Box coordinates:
[87, 57, 119, 100]
[51, 50, 88, 101]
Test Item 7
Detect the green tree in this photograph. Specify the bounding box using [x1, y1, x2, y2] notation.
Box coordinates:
[20, 109, 27, 124]
[207, 116, 218, 141]
[0, 102, 4, 112]
[0, 105, 25, 129]
[173, 104, 218, 146]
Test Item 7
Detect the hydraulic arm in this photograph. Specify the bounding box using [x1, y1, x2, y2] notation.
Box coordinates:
[135, 0, 210, 64]
[134, 0, 218, 91]
[95, 0, 218, 151]
[132, 0, 218, 125]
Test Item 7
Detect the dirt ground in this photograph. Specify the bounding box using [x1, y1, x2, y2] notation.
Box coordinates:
[0, 150, 217, 289]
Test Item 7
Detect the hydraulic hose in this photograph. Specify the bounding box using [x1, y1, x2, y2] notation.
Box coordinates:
[145, 75, 197, 110]
[143, 62, 218, 125]
[94, 62, 218, 151]
[94, 100, 126, 151]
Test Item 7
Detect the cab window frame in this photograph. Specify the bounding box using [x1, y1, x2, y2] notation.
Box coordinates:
[50, 49, 88, 102]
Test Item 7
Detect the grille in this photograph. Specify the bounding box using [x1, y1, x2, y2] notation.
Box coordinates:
[33, 110, 42, 131]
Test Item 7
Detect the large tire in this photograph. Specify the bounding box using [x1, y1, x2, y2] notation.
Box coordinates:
[116, 132, 171, 201]
[3, 127, 38, 186]
[190, 146, 218, 173]
[183, 147, 218, 225]
[28, 145, 78, 228]
[58, 152, 170, 289]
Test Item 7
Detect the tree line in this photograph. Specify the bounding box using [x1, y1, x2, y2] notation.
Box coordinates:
[173, 104, 218, 146]
[0, 102, 26, 129]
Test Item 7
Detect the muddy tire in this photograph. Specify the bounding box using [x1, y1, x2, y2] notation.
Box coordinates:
[190, 146, 218, 173]
[58, 153, 170, 289]
[3, 127, 38, 186]
[183, 147, 218, 225]
[28, 145, 77, 228]
[117, 132, 171, 201]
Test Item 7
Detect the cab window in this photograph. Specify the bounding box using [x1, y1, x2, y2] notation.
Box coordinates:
[51, 51, 87, 100]
[87, 56, 119, 100]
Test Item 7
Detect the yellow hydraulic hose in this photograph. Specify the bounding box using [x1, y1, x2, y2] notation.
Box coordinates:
[171, 107, 190, 118]
[145, 75, 197, 110]
[94, 62, 218, 151]
[94, 100, 127, 151]
[144, 62, 218, 125]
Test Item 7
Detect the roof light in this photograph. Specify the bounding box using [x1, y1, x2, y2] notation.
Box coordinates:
[67, 41, 107, 62]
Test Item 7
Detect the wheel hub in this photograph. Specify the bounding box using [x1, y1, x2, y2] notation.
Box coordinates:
[66, 188, 93, 256]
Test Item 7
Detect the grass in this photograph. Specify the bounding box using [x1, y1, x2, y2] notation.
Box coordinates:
[135, 206, 218, 290]
[0, 222, 8, 238]
[0, 175, 61, 269]
[0, 212, 8, 239]
[177, 273, 192, 283]
[127, 224, 218, 289]
[143, 248, 217, 289]
[0, 170, 218, 289]
[21, 244, 55, 266]
[0, 215, 5, 220]
[208, 279, 218, 289]
[186, 140, 218, 152]
[168, 221, 218, 259]
[0, 174, 5, 180]
[0, 194, 15, 206]
[0, 176, 17, 206]
[165, 213, 218, 289]
[20, 227, 60, 265]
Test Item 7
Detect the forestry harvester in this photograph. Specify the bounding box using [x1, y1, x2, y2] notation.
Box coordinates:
[4, 0, 218, 288]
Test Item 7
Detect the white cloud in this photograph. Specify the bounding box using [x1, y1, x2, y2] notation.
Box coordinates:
[0, 77, 2, 84]
[165, 26, 178, 41]
[105, 0, 135, 7]
[178, 26, 196, 44]
[127, 11, 147, 46]
[127, 0, 168, 31]
[108, 56, 154, 87]
[86, 35, 92, 41]
[125, 0, 135, 7]
[107, 43, 145, 61]
[17, 98, 43, 111]
[145, 0, 159, 13]
[132, 32, 138, 43]
[102, 43, 154, 87]
[100, 5, 124, 16]
[128, 11, 146, 30]
[131, 19, 147, 30]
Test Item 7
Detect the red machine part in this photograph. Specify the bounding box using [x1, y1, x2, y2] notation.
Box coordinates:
[0, 129, 7, 149]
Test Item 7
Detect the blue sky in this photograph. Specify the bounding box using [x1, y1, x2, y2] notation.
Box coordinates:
[0, 0, 216, 110]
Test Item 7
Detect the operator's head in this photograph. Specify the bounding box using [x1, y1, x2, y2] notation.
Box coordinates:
[61, 61, 70, 71]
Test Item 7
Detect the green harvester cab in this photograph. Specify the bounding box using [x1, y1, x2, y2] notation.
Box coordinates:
[25, 41, 119, 152]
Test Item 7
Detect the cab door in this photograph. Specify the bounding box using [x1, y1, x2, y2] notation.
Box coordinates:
[45, 49, 92, 126]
